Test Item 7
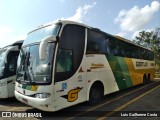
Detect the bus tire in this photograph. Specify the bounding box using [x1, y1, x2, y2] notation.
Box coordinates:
[143, 74, 147, 85]
[88, 82, 104, 105]
[147, 73, 150, 83]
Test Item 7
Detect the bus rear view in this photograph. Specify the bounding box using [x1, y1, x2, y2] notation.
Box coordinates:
[0, 40, 23, 98]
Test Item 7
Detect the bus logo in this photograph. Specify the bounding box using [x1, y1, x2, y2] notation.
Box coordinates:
[61, 87, 83, 102]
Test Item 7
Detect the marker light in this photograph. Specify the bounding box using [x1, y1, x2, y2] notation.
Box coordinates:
[35, 93, 50, 99]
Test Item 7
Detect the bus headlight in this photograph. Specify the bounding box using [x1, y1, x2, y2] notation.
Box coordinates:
[35, 93, 50, 99]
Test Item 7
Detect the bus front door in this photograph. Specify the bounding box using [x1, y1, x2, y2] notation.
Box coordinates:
[54, 72, 87, 111]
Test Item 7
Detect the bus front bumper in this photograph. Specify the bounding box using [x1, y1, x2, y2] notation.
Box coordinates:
[15, 90, 55, 111]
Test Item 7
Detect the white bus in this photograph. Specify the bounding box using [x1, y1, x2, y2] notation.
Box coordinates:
[0, 40, 23, 98]
[15, 20, 154, 111]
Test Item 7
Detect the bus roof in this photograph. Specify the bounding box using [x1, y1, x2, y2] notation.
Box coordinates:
[114, 35, 152, 51]
[28, 20, 152, 52]
[28, 20, 92, 34]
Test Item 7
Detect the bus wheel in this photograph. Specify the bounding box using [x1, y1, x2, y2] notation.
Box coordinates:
[147, 74, 151, 83]
[143, 74, 147, 85]
[89, 82, 103, 105]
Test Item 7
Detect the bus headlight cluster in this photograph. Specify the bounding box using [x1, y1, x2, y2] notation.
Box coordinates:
[35, 93, 50, 99]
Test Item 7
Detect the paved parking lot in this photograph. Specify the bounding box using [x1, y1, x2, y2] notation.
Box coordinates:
[0, 79, 160, 120]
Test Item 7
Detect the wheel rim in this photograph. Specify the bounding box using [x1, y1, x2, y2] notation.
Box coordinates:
[92, 89, 99, 99]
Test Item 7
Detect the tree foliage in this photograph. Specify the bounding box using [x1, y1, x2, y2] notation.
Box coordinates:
[133, 28, 160, 70]
[133, 30, 160, 51]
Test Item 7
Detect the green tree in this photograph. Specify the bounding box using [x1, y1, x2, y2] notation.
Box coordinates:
[133, 28, 160, 70]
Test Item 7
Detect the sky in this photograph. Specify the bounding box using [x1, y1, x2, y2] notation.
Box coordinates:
[0, 0, 159, 48]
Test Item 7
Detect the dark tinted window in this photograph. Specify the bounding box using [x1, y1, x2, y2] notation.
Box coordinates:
[87, 30, 106, 54]
[55, 24, 85, 82]
[86, 29, 154, 60]
[5, 51, 19, 77]
[107, 36, 154, 60]
[106, 37, 117, 55]
[56, 49, 73, 72]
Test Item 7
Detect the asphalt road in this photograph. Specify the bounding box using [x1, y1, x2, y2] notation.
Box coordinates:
[0, 79, 160, 120]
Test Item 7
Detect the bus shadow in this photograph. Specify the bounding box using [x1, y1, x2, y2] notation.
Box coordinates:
[0, 97, 17, 104]
[0, 97, 28, 107]
[25, 102, 91, 119]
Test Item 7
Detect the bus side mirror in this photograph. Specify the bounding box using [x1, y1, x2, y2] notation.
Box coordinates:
[39, 35, 57, 60]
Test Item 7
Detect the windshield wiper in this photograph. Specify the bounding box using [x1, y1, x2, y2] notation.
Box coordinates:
[24, 52, 32, 84]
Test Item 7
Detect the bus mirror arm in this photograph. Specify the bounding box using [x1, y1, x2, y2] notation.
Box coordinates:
[39, 35, 57, 60]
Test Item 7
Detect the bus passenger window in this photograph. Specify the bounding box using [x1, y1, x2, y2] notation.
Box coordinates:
[56, 49, 73, 72]
[87, 29, 106, 54]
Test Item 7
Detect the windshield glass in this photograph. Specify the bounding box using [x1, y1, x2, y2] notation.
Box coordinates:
[17, 43, 55, 84]
[23, 24, 61, 45]
[0, 49, 6, 67]
[0, 49, 7, 77]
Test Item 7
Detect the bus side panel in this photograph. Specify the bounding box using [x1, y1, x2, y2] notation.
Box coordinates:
[132, 59, 155, 81]
[125, 58, 142, 85]
[106, 56, 128, 90]
[84, 55, 119, 96]
[149, 68, 155, 80]
[107, 70, 119, 94]
[117, 57, 133, 87]
[54, 72, 87, 111]
[125, 58, 155, 85]
[0, 78, 8, 98]
[7, 75, 16, 97]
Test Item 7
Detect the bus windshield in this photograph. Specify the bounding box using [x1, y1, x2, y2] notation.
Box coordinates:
[0, 49, 6, 67]
[17, 43, 55, 84]
[0, 49, 7, 77]
[23, 24, 61, 45]
[17, 24, 61, 84]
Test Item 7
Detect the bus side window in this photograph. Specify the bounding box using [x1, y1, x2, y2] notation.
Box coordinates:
[87, 29, 106, 54]
[56, 49, 73, 73]
[55, 24, 85, 82]
[106, 36, 118, 56]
